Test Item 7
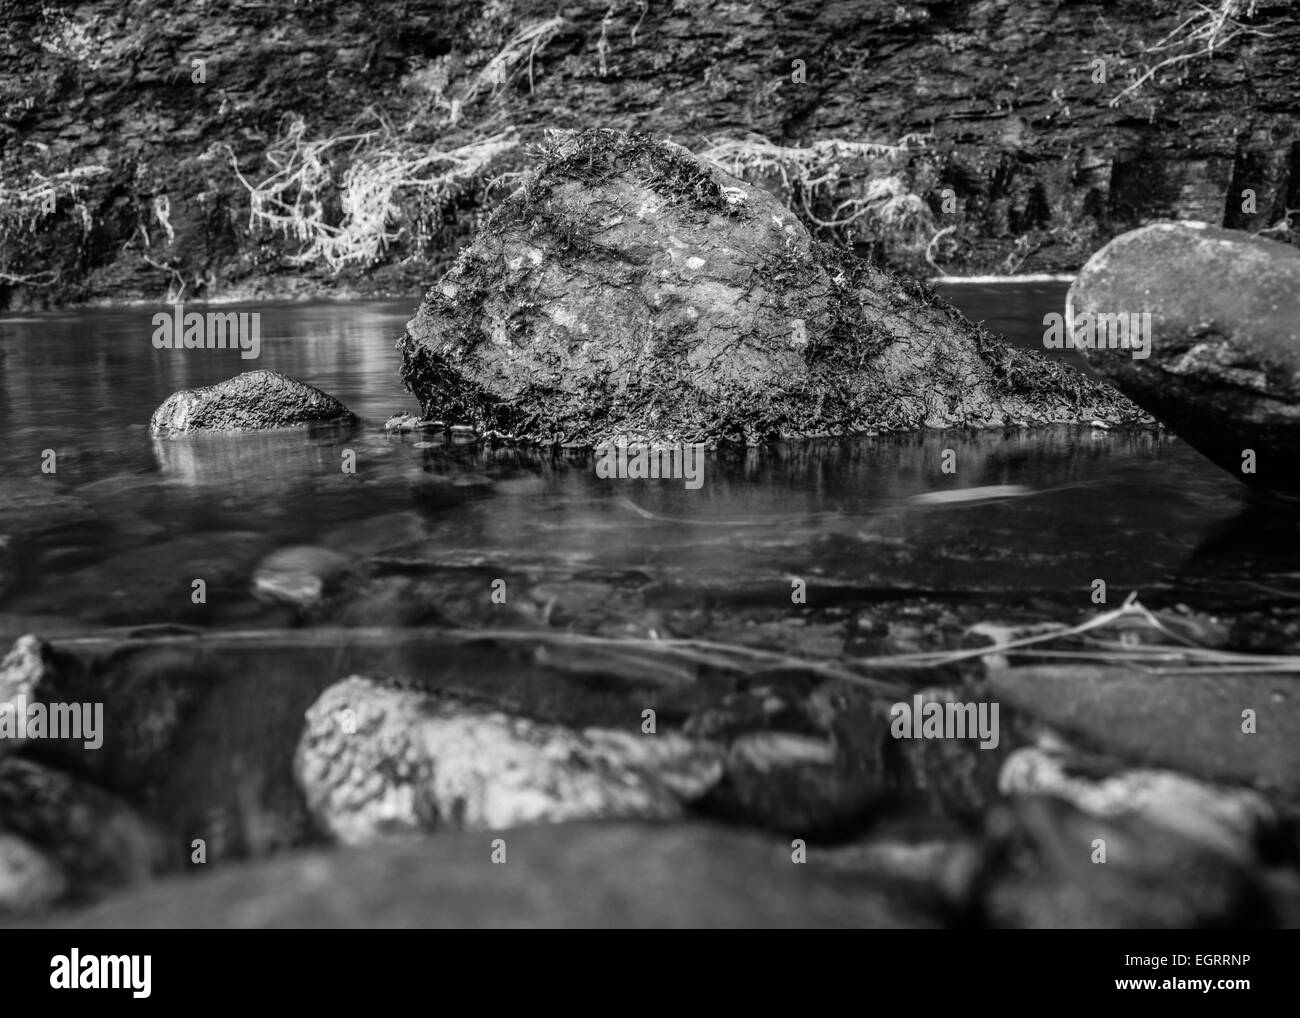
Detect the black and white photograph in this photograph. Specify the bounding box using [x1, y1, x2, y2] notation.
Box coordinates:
[0, 0, 1296, 968]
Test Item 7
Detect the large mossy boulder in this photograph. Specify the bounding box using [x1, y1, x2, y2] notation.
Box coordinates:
[398, 129, 1139, 446]
[1070, 222, 1300, 496]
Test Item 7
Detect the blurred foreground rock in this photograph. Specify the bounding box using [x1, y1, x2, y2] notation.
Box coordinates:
[29, 821, 936, 929]
[295, 676, 725, 843]
[0, 758, 170, 915]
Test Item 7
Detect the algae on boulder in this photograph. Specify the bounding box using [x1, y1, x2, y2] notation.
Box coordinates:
[398, 129, 1140, 446]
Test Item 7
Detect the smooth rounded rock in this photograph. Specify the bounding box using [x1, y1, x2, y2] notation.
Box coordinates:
[251, 545, 353, 607]
[1069, 222, 1300, 494]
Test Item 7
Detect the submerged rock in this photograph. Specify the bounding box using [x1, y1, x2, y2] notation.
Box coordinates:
[1070, 222, 1300, 495]
[398, 129, 1139, 446]
[149, 369, 356, 436]
[251, 545, 353, 608]
[294, 676, 724, 844]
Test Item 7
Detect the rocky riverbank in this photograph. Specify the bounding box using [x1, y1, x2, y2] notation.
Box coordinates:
[3, 586, 1299, 926]
[2, 0, 1298, 311]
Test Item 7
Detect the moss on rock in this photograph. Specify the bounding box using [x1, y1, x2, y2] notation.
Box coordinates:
[398, 128, 1143, 446]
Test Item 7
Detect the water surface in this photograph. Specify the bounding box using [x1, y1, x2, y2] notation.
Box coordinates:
[0, 287, 1292, 641]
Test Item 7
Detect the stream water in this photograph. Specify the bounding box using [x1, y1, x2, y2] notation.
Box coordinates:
[1, 283, 1297, 867]
[0, 283, 1292, 640]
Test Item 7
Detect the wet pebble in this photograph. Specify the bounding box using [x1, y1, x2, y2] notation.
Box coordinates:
[252, 545, 353, 607]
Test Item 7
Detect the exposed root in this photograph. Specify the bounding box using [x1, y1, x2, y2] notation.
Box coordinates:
[225, 113, 519, 271]
[700, 133, 936, 251]
[1110, 0, 1271, 107]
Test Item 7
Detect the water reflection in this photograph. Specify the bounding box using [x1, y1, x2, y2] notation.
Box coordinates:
[0, 290, 1285, 638]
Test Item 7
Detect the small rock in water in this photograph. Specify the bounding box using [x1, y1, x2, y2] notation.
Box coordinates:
[251, 545, 353, 607]
[149, 369, 356, 436]
[294, 676, 725, 844]
[384, 413, 441, 433]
